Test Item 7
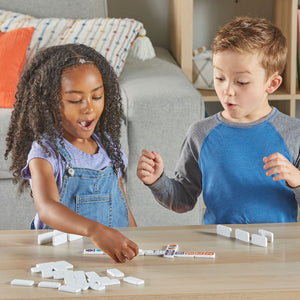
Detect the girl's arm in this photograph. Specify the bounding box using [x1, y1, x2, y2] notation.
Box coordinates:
[118, 178, 137, 227]
[29, 158, 139, 262]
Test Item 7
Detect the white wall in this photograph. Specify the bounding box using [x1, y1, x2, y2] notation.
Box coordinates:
[107, 0, 169, 47]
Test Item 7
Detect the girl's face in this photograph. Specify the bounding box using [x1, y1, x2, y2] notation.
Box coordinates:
[213, 50, 276, 123]
[60, 63, 104, 144]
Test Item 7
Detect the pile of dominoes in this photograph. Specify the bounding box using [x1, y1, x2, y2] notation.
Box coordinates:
[11, 261, 144, 293]
[216, 224, 274, 247]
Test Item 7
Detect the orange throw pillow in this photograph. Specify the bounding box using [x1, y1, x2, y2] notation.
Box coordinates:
[0, 27, 34, 108]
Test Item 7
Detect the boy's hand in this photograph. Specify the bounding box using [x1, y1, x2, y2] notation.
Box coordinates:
[263, 152, 300, 188]
[90, 224, 139, 263]
[137, 149, 164, 186]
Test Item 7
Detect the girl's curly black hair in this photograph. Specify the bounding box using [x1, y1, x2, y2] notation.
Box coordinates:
[5, 43, 125, 192]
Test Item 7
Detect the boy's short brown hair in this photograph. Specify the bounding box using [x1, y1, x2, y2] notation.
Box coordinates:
[211, 17, 288, 78]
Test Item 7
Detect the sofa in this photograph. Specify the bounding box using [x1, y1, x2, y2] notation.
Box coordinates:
[0, 0, 205, 229]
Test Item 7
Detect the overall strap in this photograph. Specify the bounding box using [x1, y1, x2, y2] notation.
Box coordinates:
[54, 138, 73, 168]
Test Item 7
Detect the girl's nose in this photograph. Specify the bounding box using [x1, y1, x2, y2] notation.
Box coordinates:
[82, 98, 94, 113]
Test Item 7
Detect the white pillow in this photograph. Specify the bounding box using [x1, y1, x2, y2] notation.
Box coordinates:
[0, 9, 147, 77]
[193, 47, 214, 90]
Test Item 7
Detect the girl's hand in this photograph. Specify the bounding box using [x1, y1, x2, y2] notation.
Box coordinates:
[137, 149, 164, 185]
[263, 152, 300, 188]
[90, 224, 139, 263]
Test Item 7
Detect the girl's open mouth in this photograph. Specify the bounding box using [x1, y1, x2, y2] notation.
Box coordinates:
[79, 120, 94, 130]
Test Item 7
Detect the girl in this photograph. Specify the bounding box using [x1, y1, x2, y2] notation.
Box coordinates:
[5, 44, 139, 262]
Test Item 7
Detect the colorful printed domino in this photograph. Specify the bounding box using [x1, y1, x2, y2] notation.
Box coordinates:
[83, 248, 105, 255]
[164, 244, 179, 258]
[174, 251, 195, 257]
[194, 252, 216, 258]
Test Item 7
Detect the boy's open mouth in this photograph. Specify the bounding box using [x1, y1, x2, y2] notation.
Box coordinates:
[226, 103, 237, 108]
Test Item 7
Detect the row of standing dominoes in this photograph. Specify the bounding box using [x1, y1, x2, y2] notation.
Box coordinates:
[84, 245, 215, 259]
[216, 225, 274, 247]
[11, 261, 144, 293]
[38, 230, 83, 246]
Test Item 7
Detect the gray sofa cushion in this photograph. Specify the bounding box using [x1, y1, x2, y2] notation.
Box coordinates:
[119, 47, 205, 226]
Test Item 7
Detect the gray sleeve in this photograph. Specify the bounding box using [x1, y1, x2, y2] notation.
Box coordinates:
[148, 116, 217, 213]
[271, 111, 300, 202]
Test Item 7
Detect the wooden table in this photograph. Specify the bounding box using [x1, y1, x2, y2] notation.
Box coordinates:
[1, 223, 300, 299]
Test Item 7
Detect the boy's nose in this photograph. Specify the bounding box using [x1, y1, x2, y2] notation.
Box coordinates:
[225, 83, 235, 96]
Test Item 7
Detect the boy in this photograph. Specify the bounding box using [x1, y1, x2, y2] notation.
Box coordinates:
[137, 17, 300, 224]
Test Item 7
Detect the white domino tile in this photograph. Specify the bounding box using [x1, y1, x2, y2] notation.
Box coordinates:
[89, 281, 105, 291]
[235, 228, 250, 243]
[74, 271, 89, 291]
[58, 285, 81, 293]
[67, 234, 83, 242]
[37, 231, 54, 245]
[216, 225, 232, 238]
[54, 261, 73, 271]
[258, 229, 274, 243]
[143, 250, 164, 256]
[123, 276, 144, 285]
[52, 232, 68, 246]
[38, 281, 61, 289]
[85, 271, 102, 283]
[11, 279, 34, 287]
[107, 268, 124, 278]
[251, 234, 268, 247]
[52, 270, 65, 280]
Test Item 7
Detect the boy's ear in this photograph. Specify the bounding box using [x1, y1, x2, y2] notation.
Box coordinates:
[266, 74, 282, 94]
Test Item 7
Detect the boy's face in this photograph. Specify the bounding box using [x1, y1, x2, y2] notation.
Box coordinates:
[60, 63, 104, 144]
[213, 50, 276, 123]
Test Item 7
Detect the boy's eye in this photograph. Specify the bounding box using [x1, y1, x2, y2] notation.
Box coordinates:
[215, 77, 224, 81]
[237, 81, 249, 85]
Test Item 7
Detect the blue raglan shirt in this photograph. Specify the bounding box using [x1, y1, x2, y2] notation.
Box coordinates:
[149, 108, 300, 224]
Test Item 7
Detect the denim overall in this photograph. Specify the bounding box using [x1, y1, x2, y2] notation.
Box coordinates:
[43, 140, 129, 229]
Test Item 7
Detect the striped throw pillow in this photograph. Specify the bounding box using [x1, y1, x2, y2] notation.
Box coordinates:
[0, 9, 145, 77]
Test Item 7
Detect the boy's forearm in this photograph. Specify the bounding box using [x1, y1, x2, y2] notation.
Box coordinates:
[148, 172, 197, 213]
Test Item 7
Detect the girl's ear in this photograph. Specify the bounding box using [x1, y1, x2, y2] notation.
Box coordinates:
[266, 74, 282, 94]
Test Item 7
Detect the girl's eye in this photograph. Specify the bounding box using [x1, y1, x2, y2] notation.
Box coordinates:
[93, 96, 103, 101]
[68, 99, 82, 104]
